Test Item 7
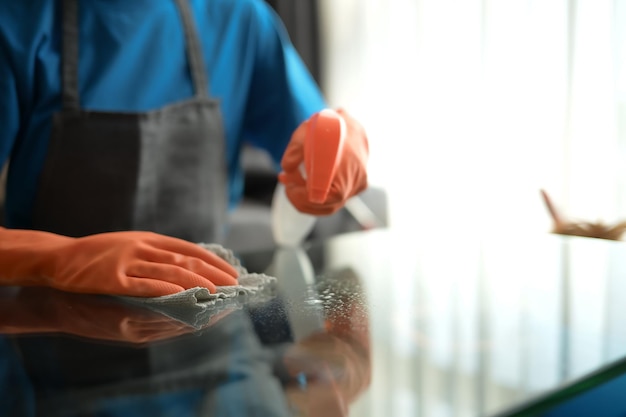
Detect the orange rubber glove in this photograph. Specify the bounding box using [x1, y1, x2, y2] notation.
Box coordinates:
[279, 108, 369, 215]
[0, 227, 239, 297]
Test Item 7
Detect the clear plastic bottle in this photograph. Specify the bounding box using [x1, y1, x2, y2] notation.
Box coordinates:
[271, 183, 317, 246]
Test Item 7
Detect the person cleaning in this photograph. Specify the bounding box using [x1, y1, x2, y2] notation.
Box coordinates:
[0, 0, 369, 296]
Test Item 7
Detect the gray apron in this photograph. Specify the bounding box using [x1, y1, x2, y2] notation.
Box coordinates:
[31, 0, 228, 243]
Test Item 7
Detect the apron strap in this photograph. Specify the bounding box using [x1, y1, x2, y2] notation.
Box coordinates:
[61, 0, 80, 110]
[60, 0, 210, 110]
[173, 0, 210, 98]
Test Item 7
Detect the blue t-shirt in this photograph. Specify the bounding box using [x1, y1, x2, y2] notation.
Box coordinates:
[0, 0, 326, 229]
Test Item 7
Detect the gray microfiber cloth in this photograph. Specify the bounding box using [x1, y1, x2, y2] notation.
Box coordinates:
[117, 243, 277, 329]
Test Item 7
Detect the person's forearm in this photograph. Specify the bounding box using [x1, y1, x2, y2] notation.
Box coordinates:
[0, 227, 70, 285]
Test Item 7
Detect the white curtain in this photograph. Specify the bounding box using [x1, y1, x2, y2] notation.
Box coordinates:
[320, 0, 626, 239]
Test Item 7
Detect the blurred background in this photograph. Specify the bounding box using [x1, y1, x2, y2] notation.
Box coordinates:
[298, 0, 626, 239]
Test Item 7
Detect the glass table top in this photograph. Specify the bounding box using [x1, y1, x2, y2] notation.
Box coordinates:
[1, 228, 626, 416]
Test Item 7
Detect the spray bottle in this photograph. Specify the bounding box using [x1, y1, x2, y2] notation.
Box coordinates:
[271, 109, 347, 246]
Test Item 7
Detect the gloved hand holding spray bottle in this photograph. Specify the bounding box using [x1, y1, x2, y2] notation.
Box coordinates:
[272, 108, 369, 246]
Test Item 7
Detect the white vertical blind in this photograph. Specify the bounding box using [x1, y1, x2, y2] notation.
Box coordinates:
[320, 0, 626, 240]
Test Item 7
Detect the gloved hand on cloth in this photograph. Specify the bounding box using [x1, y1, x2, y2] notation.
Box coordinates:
[0, 227, 239, 297]
[279, 108, 369, 216]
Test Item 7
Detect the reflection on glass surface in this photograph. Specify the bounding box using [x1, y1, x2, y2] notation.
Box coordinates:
[0, 242, 371, 417]
[3, 228, 626, 416]
[337, 230, 626, 417]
